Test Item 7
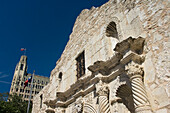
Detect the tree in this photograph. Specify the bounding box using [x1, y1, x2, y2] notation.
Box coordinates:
[0, 92, 32, 113]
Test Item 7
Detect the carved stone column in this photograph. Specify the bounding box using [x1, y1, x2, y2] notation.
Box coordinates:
[96, 80, 111, 113]
[125, 61, 152, 113]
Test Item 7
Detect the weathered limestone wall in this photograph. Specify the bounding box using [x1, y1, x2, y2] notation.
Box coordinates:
[32, 76, 59, 113]
[32, 0, 170, 113]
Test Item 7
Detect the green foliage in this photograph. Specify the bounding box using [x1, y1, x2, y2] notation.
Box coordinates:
[0, 92, 32, 113]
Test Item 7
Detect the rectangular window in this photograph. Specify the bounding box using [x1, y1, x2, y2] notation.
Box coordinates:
[76, 51, 85, 78]
[20, 64, 24, 70]
[40, 94, 43, 108]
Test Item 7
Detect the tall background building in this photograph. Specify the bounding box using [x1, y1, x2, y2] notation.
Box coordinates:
[9, 55, 49, 101]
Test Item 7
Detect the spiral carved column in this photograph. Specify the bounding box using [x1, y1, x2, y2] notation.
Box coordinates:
[125, 61, 152, 113]
[96, 80, 111, 113]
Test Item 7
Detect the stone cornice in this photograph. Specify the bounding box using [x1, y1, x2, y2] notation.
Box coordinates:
[53, 51, 143, 107]
[44, 37, 145, 108]
[45, 107, 55, 112]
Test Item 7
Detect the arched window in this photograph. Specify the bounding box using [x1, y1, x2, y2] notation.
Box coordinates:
[106, 21, 118, 39]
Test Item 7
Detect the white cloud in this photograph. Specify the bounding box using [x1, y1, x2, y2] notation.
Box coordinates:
[0, 80, 11, 84]
[0, 74, 9, 79]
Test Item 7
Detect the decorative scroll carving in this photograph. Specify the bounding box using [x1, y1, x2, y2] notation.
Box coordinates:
[125, 61, 152, 113]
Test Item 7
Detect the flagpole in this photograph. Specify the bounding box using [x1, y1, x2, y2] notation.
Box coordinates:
[27, 70, 35, 113]
[24, 49, 26, 55]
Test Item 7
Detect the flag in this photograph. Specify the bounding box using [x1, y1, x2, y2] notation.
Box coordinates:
[20, 48, 26, 51]
[24, 75, 32, 89]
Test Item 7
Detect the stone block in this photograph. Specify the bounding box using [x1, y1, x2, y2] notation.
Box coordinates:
[138, 9, 146, 22]
[115, 12, 125, 22]
[156, 108, 168, 113]
[130, 17, 143, 37]
[152, 87, 170, 108]
[153, 32, 163, 42]
[126, 9, 137, 24]
[150, 83, 157, 90]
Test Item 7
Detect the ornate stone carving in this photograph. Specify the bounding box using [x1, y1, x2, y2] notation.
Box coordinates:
[125, 61, 152, 113]
[96, 80, 111, 113]
[125, 61, 144, 78]
[114, 37, 145, 55]
[83, 103, 97, 113]
[84, 92, 93, 104]
[75, 103, 83, 113]
[72, 99, 83, 113]
[96, 80, 109, 96]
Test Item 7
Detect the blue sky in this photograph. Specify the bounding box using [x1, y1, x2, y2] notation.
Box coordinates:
[0, 0, 108, 93]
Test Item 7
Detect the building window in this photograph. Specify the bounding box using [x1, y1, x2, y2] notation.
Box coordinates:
[16, 82, 19, 85]
[106, 21, 118, 39]
[20, 89, 22, 92]
[40, 94, 43, 108]
[20, 64, 24, 70]
[21, 82, 23, 86]
[76, 51, 85, 78]
[58, 72, 63, 80]
[18, 76, 21, 81]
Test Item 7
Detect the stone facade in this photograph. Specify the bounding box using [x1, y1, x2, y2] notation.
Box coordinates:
[32, 0, 170, 113]
[9, 55, 49, 102]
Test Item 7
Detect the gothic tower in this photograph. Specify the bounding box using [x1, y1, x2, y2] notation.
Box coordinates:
[9, 55, 49, 102]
